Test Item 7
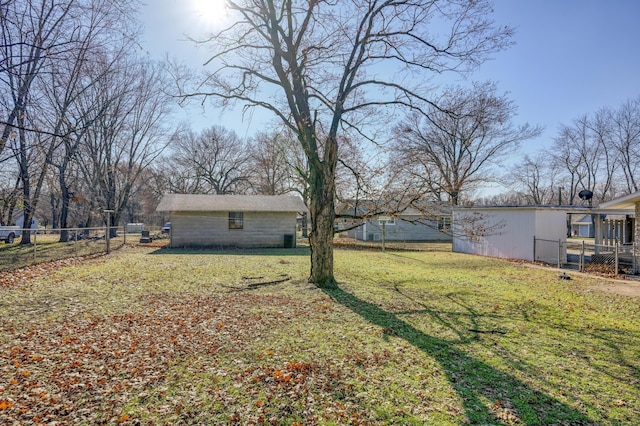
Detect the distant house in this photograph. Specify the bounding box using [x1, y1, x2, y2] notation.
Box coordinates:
[570, 213, 632, 240]
[570, 214, 594, 237]
[335, 200, 451, 242]
[156, 194, 306, 248]
[1, 209, 38, 230]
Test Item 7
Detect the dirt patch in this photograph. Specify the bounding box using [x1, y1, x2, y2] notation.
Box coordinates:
[516, 261, 640, 297]
[585, 279, 640, 297]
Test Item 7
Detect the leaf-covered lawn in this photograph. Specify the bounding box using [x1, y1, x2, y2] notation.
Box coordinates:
[1, 246, 638, 425]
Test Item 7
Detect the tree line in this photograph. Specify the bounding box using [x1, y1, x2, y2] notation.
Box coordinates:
[0, 0, 176, 243]
[478, 96, 640, 207]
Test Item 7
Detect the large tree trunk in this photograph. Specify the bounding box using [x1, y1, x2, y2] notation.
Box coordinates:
[308, 167, 336, 288]
[635, 201, 640, 274]
[18, 124, 33, 245]
[49, 192, 60, 230]
[59, 181, 71, 242]
[307, 137, 338, 288]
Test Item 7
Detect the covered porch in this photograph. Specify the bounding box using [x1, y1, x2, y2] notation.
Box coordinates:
[597, 191, 640, 274]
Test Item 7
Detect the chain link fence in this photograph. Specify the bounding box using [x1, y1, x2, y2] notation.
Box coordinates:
[535, 237, 636, 275]
[0, 225, 166, 272]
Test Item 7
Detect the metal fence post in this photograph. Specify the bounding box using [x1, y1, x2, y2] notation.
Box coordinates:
[33, 230, 37, 265]
[580, 240, 585, 272]
[557, 239, 562, 268]
[533, 237, 536, 261]
[106, 224, 110, 254]
[615, 242, 619, 275]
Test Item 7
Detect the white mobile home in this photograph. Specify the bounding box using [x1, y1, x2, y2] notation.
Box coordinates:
[335, 201, 451, 242]
[453, 206, 568, 263]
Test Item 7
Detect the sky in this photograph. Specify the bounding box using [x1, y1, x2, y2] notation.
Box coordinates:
[140, 0, 640, 158]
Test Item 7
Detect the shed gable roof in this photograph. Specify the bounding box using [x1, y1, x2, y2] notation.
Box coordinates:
[156, 194, 306, 213]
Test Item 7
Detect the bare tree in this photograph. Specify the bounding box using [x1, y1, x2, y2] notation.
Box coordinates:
[334, 135, 383, 203]
[611, 97, 640, 194]
[498, 96, 639, 207]
[550, 116, 593, 205]
[475, 190, 528, 206]
[0, 158, 20, 225]
[180, 0, 513, 286]
[171, 126, 253, 195]
[76, 58, 175, 235]
[0, 0, 81, 243]
[43, 0, 137, 241]
[509, 154, 558, 205]
[0, 0, 77, 157]
[588, 107, 618, 201]
[394, 82, 542, 205]
[1, 0, 142, 243]
[249, 130, 297, 195]
[549, 112, 620, 205]
[122, 166, 163, 224]
[150, 155, 205, 196]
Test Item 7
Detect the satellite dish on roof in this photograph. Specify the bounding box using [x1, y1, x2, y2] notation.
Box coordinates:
[578, 190, 593, 201]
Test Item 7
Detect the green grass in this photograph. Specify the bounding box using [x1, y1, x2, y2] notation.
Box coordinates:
[0, 245, 638, 425]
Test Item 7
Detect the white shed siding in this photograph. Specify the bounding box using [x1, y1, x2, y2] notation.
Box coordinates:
[453, 209, 535, 260]
[534, 210, 567, 240]
[533, 210, 568, 263]
[453, 208, 567, 262]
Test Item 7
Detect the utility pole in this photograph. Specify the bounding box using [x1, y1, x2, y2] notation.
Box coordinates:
[558, 187, 563, 206]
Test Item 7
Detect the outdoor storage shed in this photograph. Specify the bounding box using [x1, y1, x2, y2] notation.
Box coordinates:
[453, 206, 568, 263]
[156, 194, 306, 248]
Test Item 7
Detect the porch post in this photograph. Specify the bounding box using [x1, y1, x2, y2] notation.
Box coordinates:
[635, 202, 640, 274]
[594, 213, 602, 255]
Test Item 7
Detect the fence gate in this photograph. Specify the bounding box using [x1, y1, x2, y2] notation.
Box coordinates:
[533, 238, 564, 267]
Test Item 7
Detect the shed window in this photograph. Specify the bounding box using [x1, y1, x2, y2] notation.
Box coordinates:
[229, 212, 244, 229]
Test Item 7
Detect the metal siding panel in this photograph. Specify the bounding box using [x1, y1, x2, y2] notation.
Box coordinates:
[347, 217, 451, 241]
[454, 208, 571, 262]
[453, 209, 536, 261]
[534, 210, 567, 262]
[386, 217, 451, 241]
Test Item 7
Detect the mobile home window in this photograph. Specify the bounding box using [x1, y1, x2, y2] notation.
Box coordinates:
[438, 216, 451, 231]
[229, 212, 244, 229]
[378, 217, 395, 225]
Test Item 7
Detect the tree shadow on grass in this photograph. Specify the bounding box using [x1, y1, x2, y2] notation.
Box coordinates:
[323, 286, 596, 425]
